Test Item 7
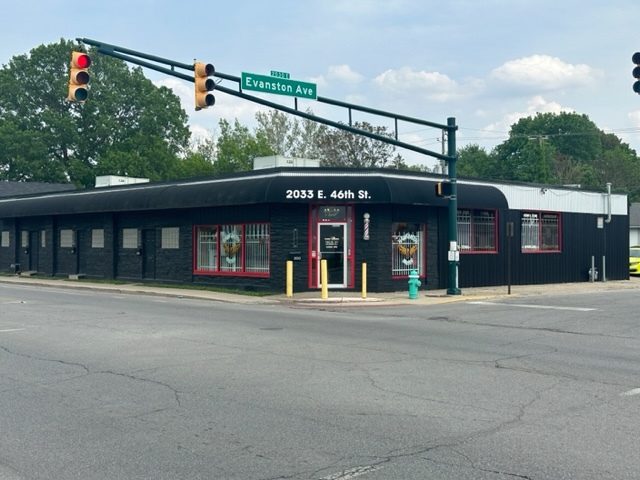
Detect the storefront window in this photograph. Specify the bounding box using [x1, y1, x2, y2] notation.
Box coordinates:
[521, 212, 560, 252]
[457, 209, 497, 252]
[196, 227, 217, 271]
[244, 224, 270, 274]
[391, 223, 425, 277]
[195, 224, 270, 276]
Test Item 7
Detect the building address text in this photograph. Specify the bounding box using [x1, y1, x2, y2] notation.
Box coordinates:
[285, 189, 371, 200]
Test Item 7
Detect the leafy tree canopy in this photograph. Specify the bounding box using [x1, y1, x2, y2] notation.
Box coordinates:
[255, 108, 326, 160]
[457, 112, 640, 200]
[214, 118, 274, 173]
[315, 121, 403, 168]
[0, 39, 192, 187]
[508, 112, 602, 162]
[254, 109, 407, 169]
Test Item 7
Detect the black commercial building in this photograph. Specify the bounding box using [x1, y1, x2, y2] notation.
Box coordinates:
[0, 168, 629, 292]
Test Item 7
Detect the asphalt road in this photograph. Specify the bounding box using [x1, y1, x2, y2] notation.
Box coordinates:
[1, 283, 639, 479]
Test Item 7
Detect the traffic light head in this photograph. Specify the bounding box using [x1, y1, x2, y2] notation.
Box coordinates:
[435, 181, 453, 198]
[68, 51, 91, 102]
[194, 61, 215, 110]
[633, 52, 640, 94]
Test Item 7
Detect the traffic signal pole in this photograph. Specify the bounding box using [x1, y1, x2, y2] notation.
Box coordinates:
[76, 37, 455, 161]
[75, 37, 462, 295]
[446, 117, 461, 295]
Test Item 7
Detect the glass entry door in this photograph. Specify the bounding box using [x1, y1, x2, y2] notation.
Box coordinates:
[317, 223, 347, 288]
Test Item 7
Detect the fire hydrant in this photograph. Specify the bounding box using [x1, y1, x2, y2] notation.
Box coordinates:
[408, 270, 421, 299]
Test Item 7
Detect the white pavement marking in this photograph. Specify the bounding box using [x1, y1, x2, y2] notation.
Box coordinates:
[320, 465, 383, 480]
[469, 301, 595, 311]
[0, 329, 25, 333]
[621, 388, 640, 396]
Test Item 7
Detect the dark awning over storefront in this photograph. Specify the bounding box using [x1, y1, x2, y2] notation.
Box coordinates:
[0, 168, 508, 218]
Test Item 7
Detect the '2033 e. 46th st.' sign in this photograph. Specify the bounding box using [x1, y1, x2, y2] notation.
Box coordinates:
[285, 189, 372, 200]
[241, 72, 317, 100]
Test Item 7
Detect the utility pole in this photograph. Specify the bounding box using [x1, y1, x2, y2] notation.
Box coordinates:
[438, 129, 448, 174]
[528, 135, 550, 181]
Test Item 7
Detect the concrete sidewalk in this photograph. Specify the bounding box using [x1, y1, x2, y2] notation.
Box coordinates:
[1, 274, 639, 306]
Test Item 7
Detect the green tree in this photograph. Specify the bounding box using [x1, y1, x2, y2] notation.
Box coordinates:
[509, 112, 602, 163]
[255, 108, 327, 160]
[0, 120, 60, 181]
[552, 153, 597, 187]
[289, 113, 327, 159]
[168, 131, 217, 179]
[255, 109, 297, 155]
[214, 118, 273, 173]
[254, 109, 407, 168]
[457, 144, 494, 178]
[315, 121, 404, 168]
[170, 151, 216, 179]
[488, 136, 556, 183]
[0, 39, 191, 187]
[485, 112, 640, 189]
[591, 136, 640, 200]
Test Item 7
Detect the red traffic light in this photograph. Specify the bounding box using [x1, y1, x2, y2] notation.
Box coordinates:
[75, 53, 91, 69]
[68, 52, 91, 102]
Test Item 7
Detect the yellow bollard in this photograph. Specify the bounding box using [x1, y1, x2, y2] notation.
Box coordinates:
[286, 260, 293, 297]
[362, 263, 367, 299]
[320, 259, 328, 299]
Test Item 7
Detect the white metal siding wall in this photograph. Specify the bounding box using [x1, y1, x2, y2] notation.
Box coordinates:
[460, 181, 627, 215]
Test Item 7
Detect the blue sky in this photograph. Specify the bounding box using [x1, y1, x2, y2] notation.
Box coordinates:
[3, 0, 640, 168]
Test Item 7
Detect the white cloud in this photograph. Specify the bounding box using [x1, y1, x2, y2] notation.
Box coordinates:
[327, 64, 364, 84]
[155, 78, 190, 104]
[340, 93, 367, 108]
[310, 65, 363, 90]
[189, 124, 214, 143]
[153, 76, 299, 158]
[156, 77, 260, 120]
[629, 110, 640, 127]
[372, 67, 464, 102]
[490, 55, 599, 91]
[625, 110, 640, 150]
[309, 75, 329, 89]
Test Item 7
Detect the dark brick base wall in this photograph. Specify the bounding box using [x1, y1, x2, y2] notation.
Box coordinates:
[1, 202, 629, 292]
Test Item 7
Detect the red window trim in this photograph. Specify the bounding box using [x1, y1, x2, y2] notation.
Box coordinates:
[457, 208, 499, 254]
[192, 223, 270, 278]
[521, 211, 562, 254]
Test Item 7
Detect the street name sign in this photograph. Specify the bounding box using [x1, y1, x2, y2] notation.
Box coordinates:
[241, 72, 317, 100]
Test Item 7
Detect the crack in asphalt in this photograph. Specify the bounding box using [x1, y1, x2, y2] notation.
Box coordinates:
[359, 365, 504, 416]
[0, 344, 182, 407]
[441, 446, 534, 479]
[347, 361, 564, 479]
[0, 344, 90, 374]
[95, 370, 182, 407]
[427, 315, 636, 339]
